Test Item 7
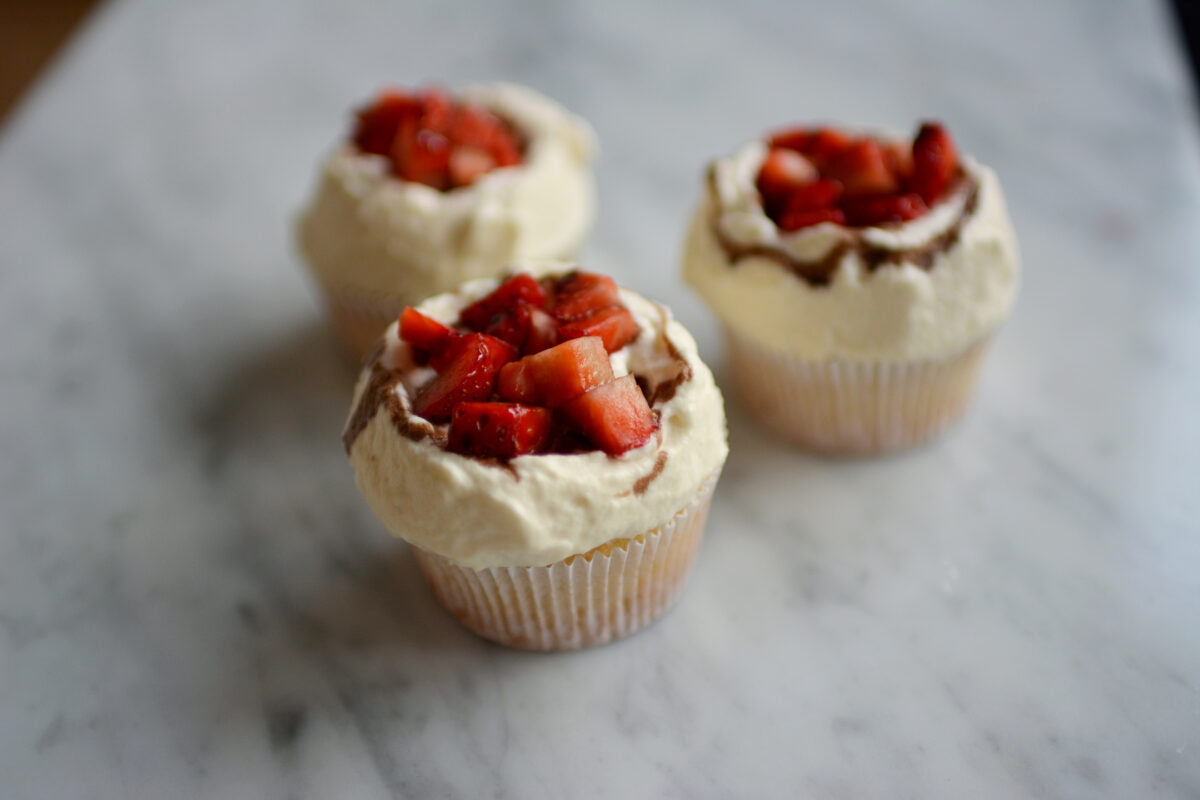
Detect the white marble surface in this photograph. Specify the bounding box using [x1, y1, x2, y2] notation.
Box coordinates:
[2, 0, 1199, 797]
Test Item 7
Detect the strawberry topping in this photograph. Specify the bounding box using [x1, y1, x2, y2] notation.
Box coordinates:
[351, 87, 524, 191]
[756, 121, 961, 231]
[395, 271, 660, 458]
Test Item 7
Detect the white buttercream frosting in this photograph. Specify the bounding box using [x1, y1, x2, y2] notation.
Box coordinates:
[297, 83, 596, 305]
[344, 274, 729, 569]
[683, 138, 1021, 361]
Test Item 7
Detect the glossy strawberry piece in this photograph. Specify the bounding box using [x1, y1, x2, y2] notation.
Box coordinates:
[448, 146, 498, 188]
[909, 122, 959, 204]
[524, 307, 560, 354]
[412, 333, 517, 422]
[399, 307, 458, 354]
[768, 126, 853, 166]
[841, 193, 928, 227]
[551, 272, 621, 321]
[496, 337, 613, 408]
[447, 402, 553, 459]
[353, 91, 422, 156]
[558, 305, 640, 353]
[560, 375, 656, 455]
[460, 273, 548, 331]
[782, 178, 842, 212]
[755, 148, 817, 208]
[778, 207, 847, 232]
[484, 302, 532, 348]
[884, 140, 915, 182]
[824, 139, 899, 197]
[392, 120, 451, 188]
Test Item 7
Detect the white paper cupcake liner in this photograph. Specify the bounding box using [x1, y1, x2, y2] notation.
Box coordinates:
[726, 329, 990, 455]
[411, 472, 719, 651]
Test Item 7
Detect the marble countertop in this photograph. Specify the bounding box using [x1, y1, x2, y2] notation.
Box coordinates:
[3, 0, 1199, 797]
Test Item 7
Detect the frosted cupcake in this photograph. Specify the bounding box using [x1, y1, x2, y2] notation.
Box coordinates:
[344, 267, 728, 650]
[297, 83, 596, 359]
[682, 122, 1020, 454]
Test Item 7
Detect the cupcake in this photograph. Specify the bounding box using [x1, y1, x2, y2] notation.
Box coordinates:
[682, 122, 1020, 454]
[297, 83, 596, 359]
[343, 267, 728, 650]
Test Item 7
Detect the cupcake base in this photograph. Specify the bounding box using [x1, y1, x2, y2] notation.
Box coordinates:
[727, 329, 990, 455]
[411, 474, 718, 651]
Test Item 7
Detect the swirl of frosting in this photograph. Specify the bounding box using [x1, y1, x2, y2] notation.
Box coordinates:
[682, 138, 1021, 361]
[344, 276, 728, 569]
[297, 83, 596, 303]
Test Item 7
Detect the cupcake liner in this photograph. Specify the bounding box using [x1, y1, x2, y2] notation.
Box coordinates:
[320, 285, 407, 362]
[411, 473, 719, 651]
[726, 328, 990, 455]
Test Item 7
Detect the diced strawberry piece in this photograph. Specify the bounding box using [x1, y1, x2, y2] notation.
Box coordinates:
[766, 125, 814, 152]
[782, 178, 843, 212]
[484, 302, 532, 348]
[412, 333, 516, 422]
[448, 146, 498, 188]
[800, 127, 855, 169]
[459, 273, 548, 331]
[447, 402, 553, 459]
[489, 132, 523, 167]
[496, 337, 613, 408]
[352, 90, 423, 156]
[777, 207, 847, 232]
[560, 375, 656, 456]
[418, 87, 452, 133]
[525, 307, 560, 354]
[841, 193, 929, 227]
[884, 140, 915, 182]
[824, 139, 899, 197]
[447, 105, 501, 149]
[392, 119, 451, 188]
[399, 307, 458, 354]
[551, 272, 621, 321]
[558, 305, 640, 353]
[756, 148, 818, 208]
[909, 121, 959, 205]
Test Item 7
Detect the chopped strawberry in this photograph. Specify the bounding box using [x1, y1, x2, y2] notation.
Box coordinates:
[800, 127, 855, 168]
[782, 178, 842, 212]
[352, 90, 423, 156]
[841, 193, 928, 227]
[496, 337, 613, 408]
[448, 146, 498, 188]
[558, 305, 640, 353]
[392, 121, 451, 188]
[447, 402, 553, 459]
[399, 307, 458, 354]
[460, 273, 548, 331]
[489, 132, 523, 167]
[560, 375, 656, 455]
[524, 307, 560, 354]
[755, 148, 817, 208]
[551, 272, 621, 321]
[418, 87, 452, 133]
[824, 139, 899, 197]
[766, 125, 813, 152]
[909, 121, 959, 205]
[777, 207, 847, 232]
[411, 333, 516, 422]
[484, 302, 532, 348]
[884, 140, 915, 182]
[447, 105, 501, 149]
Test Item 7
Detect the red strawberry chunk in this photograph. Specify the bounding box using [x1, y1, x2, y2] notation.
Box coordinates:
[884, 140, 915, 182]
[755, 148, 817, 208]
[909, 121, 959, 205]
[841, 193, 928, 227]
[460, 273, 548, 331]
[551, 272, 621, 321]
[524, 307, 560, 354]
[782, 178, 842, 212]
[560, 375, 656, 456]
[352, 90, 422, 156]
[448, 146, 498, 188]
[824, 139, 899, 197]
[496, 337, 613, 408]
[558, 305, 640, 353]
[447, 402, 553, 459]
[778, 207, 847, 232]
[412, 333, 516, 422]
[399, 306, 458, 354]
[484, 302, 532, 348]
[393, 121, 451, 188]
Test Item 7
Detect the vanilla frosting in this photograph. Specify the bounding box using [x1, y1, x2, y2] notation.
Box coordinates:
[344, 273, 729, 569]
[297, 83, 596, 306]
[682, 138, 1021, 361]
